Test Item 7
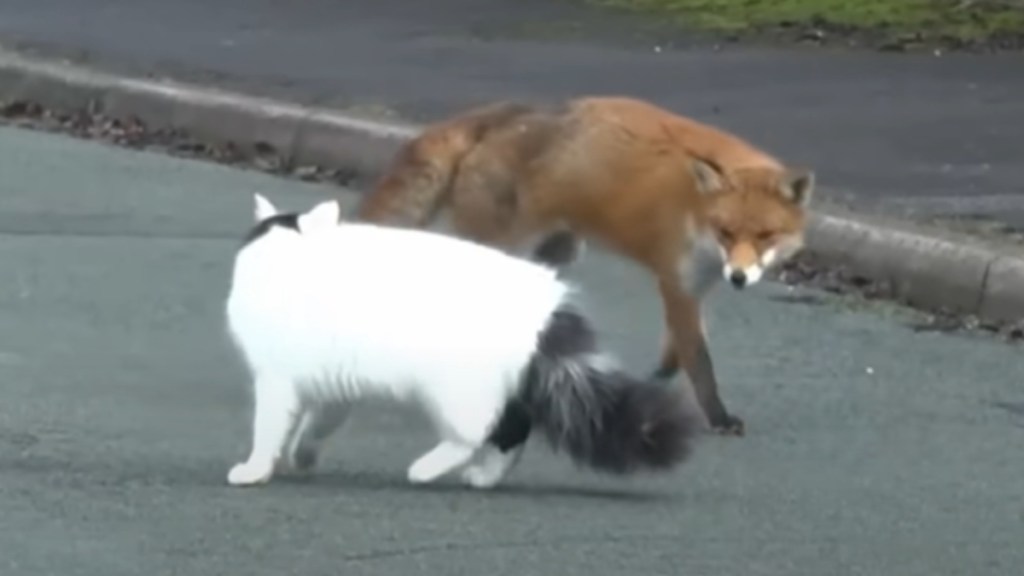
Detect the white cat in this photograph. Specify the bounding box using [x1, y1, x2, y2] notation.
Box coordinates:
[223, 193, 701, 489]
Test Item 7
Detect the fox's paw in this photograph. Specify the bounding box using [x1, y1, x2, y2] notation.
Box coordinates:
[709, 414, 745, 437]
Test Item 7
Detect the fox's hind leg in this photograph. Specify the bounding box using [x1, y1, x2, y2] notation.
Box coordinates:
[446, 146, 559, 257]
[228, 376, 302, 486]
[531, 230, 586, 270]
[285, 402, 352, 474]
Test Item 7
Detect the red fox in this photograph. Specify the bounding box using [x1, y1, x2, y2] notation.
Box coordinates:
[355, 96, 815, 436]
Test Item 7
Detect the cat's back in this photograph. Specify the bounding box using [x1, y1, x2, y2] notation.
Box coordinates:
[329, 223, 566, 302]
[226, 221, 569, 384]
[333, 224, 568, 338]
[249, 222, 569, 337]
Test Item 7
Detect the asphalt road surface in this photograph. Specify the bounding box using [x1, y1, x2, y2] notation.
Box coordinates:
[1, 0, 1023, 228]
[1, 125, 1022, 576]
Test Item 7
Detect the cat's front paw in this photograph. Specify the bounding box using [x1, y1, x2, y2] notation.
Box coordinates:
[227, 461, 274, 486]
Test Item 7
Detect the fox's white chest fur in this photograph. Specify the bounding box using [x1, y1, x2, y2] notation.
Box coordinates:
[222, 194, 699, 490]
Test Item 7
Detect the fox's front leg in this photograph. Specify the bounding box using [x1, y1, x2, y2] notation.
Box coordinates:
[652, 333, 681, 380]
[654, 279, 744, 436]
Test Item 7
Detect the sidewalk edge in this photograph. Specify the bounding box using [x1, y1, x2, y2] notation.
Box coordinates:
[3, 46, 1021, 325]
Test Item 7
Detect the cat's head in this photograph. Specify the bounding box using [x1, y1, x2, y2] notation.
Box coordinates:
[240, 193, 343, 248]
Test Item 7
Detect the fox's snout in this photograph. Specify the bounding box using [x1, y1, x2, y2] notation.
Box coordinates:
[721, 242, 777, 290]
[722, 261, 762, 290]
[726, 268, 751, 289]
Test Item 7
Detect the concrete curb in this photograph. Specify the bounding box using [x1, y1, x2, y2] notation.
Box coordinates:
[0, 47, 419, 178]
[2, 46, 1023, 326]
[805, 212, 1023, 323]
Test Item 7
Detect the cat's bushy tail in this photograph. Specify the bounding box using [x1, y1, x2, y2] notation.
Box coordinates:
[520, 305, 703, 474]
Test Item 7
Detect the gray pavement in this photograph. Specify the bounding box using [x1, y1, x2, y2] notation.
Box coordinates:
[1, 124, 1023, 576]
[1, 0, 1023, 229]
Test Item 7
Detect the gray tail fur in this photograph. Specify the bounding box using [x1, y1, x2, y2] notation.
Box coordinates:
[518, 305, 702, 474]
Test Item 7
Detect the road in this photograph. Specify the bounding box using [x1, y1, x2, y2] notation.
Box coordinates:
[1, 0, 1023, 229]
[1, 125, 1023, 575]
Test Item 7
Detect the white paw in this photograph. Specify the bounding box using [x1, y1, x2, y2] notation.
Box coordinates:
[406, 460, 439, 485]
[460, 465, 502, 490]
[227, 462, 274, 486]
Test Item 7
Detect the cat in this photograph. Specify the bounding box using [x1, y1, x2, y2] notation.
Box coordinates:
[223, 193, 702, 489]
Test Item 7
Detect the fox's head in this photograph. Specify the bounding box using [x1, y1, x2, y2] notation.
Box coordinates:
[692, 159, 814, 290]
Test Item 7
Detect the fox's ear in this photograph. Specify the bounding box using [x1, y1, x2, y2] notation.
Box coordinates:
[691, 159, 724, 195]
[782, 168, 815, 207]
[253, 193, 278, 222]
[297, 199, 342, 233]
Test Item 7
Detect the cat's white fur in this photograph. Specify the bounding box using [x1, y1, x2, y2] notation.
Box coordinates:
[225, 194, 698, 489]
[227, 194, 570, 488]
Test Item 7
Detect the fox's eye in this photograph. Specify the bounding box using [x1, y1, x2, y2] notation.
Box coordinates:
[719, 230, 734, 243]
[757, 231, 774, 242]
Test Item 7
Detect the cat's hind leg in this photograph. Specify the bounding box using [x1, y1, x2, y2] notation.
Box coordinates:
[228, 376, 302, 487]
[461, 445, 526, 489]
[406, 386, 502, 485]
[406, 441, 479, 484]
[285, 402, 352, 474]
[461, 399, 532, 489]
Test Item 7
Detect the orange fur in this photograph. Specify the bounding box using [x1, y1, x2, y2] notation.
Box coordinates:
[356, 96, 816, 435]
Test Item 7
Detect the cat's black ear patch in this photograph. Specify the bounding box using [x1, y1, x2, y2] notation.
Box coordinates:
[241, 213, 300, 247]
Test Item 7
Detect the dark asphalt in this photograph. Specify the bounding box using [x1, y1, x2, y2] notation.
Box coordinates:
[2, 124, 1023, 576]
[1, 0, 1023, 229]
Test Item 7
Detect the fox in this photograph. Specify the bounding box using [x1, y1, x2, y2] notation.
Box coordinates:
[354, 96, 815, 436]
[222, 193, 701, 489]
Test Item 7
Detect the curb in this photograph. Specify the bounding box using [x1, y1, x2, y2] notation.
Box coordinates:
[0, 46, 419, 179]
[2, 46, 1022, 327]
[805, 211, 1023, 323]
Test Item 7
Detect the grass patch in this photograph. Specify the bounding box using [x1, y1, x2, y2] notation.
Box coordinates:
[588, 0, 1024, 43]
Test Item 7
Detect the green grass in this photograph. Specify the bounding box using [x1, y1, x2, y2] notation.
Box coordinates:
[588, 0, 1024, 41]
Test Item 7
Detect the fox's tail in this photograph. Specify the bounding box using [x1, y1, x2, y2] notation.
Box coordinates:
[356, 101, 537, 227]
[519, 305, 702, 474]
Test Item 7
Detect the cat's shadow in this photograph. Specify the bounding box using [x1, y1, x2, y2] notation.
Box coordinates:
[2, 449, 672, 503]
[275, 468, 671, 503]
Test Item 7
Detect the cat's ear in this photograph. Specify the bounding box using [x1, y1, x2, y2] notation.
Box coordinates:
[297, 199, 342, 233]
[253, 193, 278, 222]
